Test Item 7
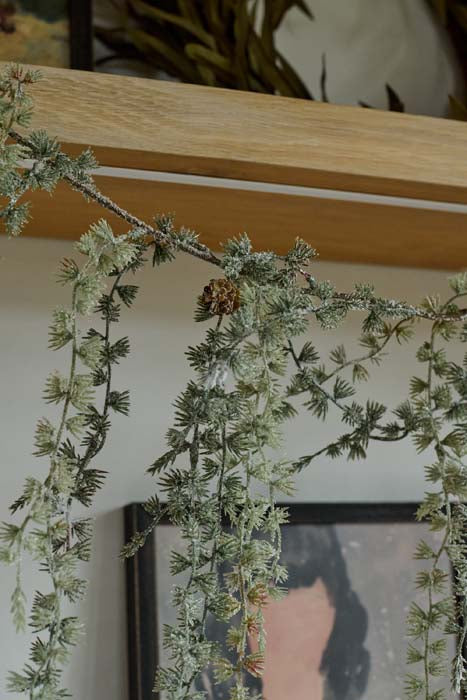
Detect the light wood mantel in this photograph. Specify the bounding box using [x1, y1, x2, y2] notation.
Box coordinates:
[4, 64, 467, 269]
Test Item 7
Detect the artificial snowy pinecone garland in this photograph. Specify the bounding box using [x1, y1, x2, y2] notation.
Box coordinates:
[201, 278, 240, 315]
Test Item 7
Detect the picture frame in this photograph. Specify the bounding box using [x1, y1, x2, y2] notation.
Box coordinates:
[69, 0, 93, 71]
[0, 0, 93, 71]
[124, 502, 458, 700]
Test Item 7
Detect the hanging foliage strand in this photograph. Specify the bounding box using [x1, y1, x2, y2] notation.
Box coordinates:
[1, 216, 146, 698]
[1, 65, 467, 700]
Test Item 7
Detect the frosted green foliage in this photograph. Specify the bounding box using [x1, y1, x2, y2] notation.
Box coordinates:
[404, 279, 467, 700]
[0, 63, 98, 239]
[290, 319, 418, 467]
[2, 215, 145, 699]
[138, 250, 467, 700]
[3, 64, 467, 700]
[143, 244, 315, 700]
[0, 64, 41, 236]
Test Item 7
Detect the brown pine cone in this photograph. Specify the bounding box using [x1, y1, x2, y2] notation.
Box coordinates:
[200, 278, 240, 316]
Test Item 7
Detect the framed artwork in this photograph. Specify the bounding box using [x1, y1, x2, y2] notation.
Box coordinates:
[124, 503, 457, 700]
[0, 0, 93, 70]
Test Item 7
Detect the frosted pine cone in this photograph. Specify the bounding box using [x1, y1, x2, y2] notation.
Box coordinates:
[200, 278, 240, 316]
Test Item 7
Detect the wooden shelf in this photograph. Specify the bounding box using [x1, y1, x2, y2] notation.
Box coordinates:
[6, 64, 467, 268]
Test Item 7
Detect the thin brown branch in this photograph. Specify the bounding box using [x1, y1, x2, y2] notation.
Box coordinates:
[299, 268, 467, 323]
[10, 128, 222, 268]
[288, 338, 409, 470]
[323, 320, 406, 383]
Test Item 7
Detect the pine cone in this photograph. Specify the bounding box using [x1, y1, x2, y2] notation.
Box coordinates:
[200, 278, 240, 316]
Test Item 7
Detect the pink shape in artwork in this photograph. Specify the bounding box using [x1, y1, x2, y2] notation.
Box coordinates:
[249, 578, 336, 700]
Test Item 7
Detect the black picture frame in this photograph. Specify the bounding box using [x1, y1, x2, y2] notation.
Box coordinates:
[124, 502, 457, 700]
[0, 1, 93, 71]
[69, 0, 93, 71]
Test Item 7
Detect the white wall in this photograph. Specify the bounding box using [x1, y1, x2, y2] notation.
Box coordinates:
[276, 0, 463, 117]
[0, 235, 458, 699]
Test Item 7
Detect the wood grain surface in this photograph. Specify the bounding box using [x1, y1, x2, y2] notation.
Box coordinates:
[2, 64, 467, 268]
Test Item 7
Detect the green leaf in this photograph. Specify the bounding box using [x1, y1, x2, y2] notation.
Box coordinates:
[449, 271, 467, 294]
[386, 83, 405, 112]
[352, 363, 369, 383]
[108, 389, 130, 416]
[333, 376, 355, 400]
[410, 377, 428, 396]
[116, 284, 139, 307]
[131, 0, 216, 47]
[33, 418, 55, 457]
[330, 344, 347, 366]
[185, 43, 233, 77]
[298, 342, 319, 364]
[128, 28, 199, 82]
[407, 643, 423, 664]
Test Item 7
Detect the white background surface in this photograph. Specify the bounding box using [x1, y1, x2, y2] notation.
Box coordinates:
[0, 235, 459, 698]
[275, 0, 463, 116]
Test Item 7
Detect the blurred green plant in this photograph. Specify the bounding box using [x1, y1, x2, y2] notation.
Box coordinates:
[429, 0, 467, 119]
[95, 0, 314, 98]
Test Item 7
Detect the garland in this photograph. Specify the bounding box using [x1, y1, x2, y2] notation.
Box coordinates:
[1, 65, 467, 700]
